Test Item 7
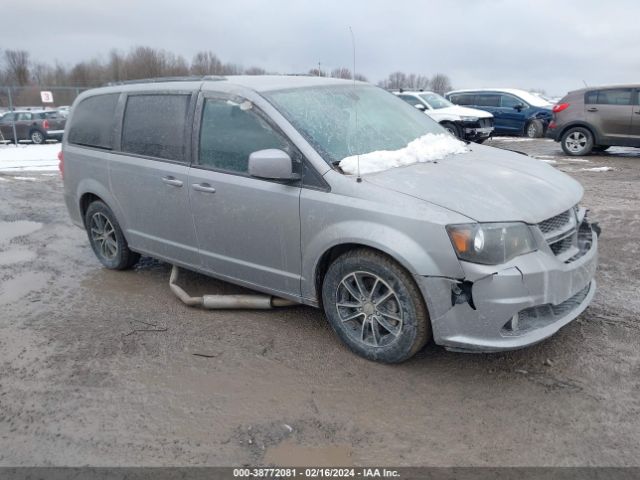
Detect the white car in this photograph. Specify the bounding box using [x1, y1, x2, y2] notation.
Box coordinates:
[394, 90, 494, 143]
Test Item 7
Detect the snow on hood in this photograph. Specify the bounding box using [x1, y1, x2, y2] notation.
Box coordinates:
[364, 143, 583, 223]
[339, 133, 468, 175]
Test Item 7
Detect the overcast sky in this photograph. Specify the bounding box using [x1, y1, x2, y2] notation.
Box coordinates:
[3, 0, 638, 96]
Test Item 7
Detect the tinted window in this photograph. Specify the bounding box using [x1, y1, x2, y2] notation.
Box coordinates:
[501, 95, 524, 108]
[121, 94, 190, 161]
[586, 89, 632, 105]
[68, 94, 119, 149]
[16, 113, 33, 121]
[199, 98, 288, 173]
[475, 94, 500, 107]
[450, 94, 474, 106]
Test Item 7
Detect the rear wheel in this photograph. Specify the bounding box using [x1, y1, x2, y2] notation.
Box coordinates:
[561, 127, 594, 156]
[525, 119, 543, 138]
[30, 130, 45, 144]
[321, 248, 431, 363]
[85, 201, 139, 270]
[441, 122, 461, 139]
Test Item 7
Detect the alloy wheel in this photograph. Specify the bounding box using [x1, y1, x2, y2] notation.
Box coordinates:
[565, 131, 587, 153]
[89, 212, 118, 260]
[335, 271, 404, 347]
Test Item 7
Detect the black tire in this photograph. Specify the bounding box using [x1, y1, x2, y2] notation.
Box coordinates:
[321, 248, 431, 363]
[525, 119, 543, 138]
[441, 122, 461, 139]
[85, 201, 139, 270]
[30, 129, 45, 144]
[561, 126, 594, 156]
[592, 145, 611, 152]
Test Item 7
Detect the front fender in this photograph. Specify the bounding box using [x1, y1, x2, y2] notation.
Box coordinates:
[302, 220, 464, 301]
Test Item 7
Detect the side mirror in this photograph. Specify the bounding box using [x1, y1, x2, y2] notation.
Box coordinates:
[248, 149, 299, 180]
[414, 103, 426, 111]
[514, 104, 525, 111]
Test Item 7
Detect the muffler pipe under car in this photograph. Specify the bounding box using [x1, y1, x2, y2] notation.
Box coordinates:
[169, 265, 297, 309]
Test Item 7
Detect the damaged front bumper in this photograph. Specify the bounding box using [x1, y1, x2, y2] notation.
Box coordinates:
[416, 221, 599, 352]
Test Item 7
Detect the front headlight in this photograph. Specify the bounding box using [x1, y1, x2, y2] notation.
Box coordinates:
[460, 116, 479, 122]
[446, 223, 537, 265]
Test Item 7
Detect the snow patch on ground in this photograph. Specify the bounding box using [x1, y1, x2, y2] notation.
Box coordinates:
[339, 133, 468, 175]
[580, 166, 613, 172]
[0, 144, 60, 172]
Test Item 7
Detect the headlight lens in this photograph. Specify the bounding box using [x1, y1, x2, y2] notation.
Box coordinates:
[446, 223, 537, 265]
[460, 116, 479, 122]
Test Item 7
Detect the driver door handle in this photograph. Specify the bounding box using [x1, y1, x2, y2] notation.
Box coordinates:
[587, 107, 598, 112]
[192, 183, 216, 194]
[161, 176, 183, 187]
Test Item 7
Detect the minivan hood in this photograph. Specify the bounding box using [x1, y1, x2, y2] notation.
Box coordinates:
[364, 144, 582, 224]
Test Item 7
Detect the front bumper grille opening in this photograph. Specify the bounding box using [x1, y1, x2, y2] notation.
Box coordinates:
[565, 222, 594, 264]
[549, 235, 574, 255]
[501, 283, 591, 336]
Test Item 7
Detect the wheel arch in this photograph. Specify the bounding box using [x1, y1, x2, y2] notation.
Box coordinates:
[313, 242, 427, 309]
[558, 122, 601, 144]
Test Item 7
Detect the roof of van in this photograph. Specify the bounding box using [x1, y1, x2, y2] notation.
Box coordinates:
[220, 75, 365, 91]
[105, 75, 365, 92]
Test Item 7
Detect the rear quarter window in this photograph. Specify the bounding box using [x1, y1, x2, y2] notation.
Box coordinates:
[68, 94, 119, 149]
[585, 89, 632, 105]
[121, 94, 190, 162]
[450, 94, 475, 106]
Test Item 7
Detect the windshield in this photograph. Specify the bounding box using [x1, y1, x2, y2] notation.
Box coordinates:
[264, 85, 443, 165]
[419, 92, 454, 109]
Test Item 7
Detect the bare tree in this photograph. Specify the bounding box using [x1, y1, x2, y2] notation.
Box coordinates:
[190, 51, 223, 75]
[245, 66, 266, 75]
[221, 62, 243, 75]
[4, 50, 31, 86]
[354, 73, 368, 82]
[308, 68, 326, 77]
[108, 49, 125, 82]
[430, 73, 452, 95]
[330, 67, 352, 79]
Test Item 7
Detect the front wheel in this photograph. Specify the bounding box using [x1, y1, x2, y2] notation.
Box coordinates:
[561, 127, 594, 156]
[322, 249, 431, 363]
[441, 122, 461, 139]
[525, 120, 544, 138]
[30, 130, 45, 144]
[85, 201, 139, 270]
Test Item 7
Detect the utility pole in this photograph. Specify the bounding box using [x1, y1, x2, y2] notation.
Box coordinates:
[317, 62, 321, 77]
[7, 87, 18, 147]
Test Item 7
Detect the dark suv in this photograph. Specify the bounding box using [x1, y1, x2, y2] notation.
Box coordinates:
[446, 89, 553, 138]
[0, 110, 66, 144]
[547, 85, 640, 156]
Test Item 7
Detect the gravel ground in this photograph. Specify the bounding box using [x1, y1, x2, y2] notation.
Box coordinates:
[0, 137, 639, 467]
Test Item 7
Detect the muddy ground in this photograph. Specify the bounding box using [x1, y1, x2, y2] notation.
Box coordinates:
[0, 138, 639, 467]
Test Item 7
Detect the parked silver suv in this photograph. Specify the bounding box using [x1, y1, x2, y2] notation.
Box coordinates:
[62, 76, 599, 363]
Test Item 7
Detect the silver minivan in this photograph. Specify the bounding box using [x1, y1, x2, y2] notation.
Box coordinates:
[62, 76, 599, 363]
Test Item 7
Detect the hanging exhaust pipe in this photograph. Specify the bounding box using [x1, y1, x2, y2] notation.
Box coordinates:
[169, 265, 297, 310]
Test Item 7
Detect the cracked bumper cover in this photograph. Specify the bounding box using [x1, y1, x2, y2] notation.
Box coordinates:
[415, 226, 598, 352]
